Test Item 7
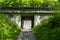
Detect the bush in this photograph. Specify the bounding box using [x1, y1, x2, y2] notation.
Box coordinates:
[33, 14, 60, 40]
[0, 14, 21, 40]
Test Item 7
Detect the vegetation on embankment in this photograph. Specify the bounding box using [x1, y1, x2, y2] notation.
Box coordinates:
[0, 0, 60, 10]
[33, 14, 60, 40]
[0, 14, 21, 40]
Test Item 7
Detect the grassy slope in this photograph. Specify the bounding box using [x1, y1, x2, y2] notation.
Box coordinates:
[33, 14, 60, 40]
[0, 14, 21, 40]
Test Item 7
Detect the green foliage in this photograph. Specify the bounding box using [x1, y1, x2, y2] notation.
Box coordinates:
[33, 14, 60, 40]
[0, 0, 59, 10]
[0, 14, 21, 40]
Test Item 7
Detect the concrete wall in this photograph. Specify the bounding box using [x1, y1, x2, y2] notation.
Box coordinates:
[34, 15, 50, 26]
[7, 14, 50, 27]
[7, 14, 21, 28]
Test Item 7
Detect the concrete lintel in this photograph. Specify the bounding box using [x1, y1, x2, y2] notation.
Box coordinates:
[0, 10, 60, 14]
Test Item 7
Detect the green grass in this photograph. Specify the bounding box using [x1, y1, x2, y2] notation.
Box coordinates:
[0, 14, 21, 40]
[33, 14, 60, 40]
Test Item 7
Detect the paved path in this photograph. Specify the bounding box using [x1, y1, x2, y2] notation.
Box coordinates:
[17, 29, 36, 40]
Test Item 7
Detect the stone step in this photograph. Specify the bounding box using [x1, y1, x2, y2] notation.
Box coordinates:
[17, 30, 36, 40]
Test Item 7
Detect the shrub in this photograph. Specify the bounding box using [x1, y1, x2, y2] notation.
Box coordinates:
[33, 14, 60, 40]
[0, 14, 21, 40]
